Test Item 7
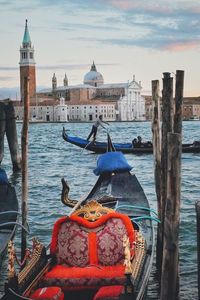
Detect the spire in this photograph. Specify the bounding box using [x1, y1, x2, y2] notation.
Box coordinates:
[91, 61, 97, 72]
[22, 19, 31, 47]
[63, 73, 68, 86]
[52, 73, 57, 90]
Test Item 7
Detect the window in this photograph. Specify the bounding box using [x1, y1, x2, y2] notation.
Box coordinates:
[30, 52, 33, 59]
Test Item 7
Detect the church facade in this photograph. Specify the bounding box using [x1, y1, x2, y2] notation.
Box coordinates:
[15, 21, 146, 122]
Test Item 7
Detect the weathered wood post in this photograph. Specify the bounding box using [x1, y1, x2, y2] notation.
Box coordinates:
[5, 100, 21, 172]
[21, 76, 30, 262]
[160, 70, 184, 300]
[0, 101, 6, 165]
[159, 72, 174, 270]
[160, 132, 181, 300]
[174, 70, 184, 135]
[0, 99, 21, 172]
[196, 201, 200, 300]
[151, 80, 162, 270]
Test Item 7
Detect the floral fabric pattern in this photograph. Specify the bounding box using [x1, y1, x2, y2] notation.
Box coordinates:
[56, 221, 89, 267]
[97, 218, 127, 265]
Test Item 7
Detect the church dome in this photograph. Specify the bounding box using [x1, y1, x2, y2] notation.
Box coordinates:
[83, 62, 104, 86]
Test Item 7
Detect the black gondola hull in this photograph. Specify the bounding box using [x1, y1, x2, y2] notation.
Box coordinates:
[62, 129, 200, 154]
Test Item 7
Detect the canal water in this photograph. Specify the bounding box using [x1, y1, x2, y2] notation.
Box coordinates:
[0, 121, 199, 299]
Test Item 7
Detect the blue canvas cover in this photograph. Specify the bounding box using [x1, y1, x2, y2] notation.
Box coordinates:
[0, 168, 8, 184]
[93, 152, 132, 176]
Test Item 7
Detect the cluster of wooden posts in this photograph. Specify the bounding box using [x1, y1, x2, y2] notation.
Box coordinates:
[151, 70, 184, 300]
[0, 99, 21, 172]
[0, 77, 30, 263]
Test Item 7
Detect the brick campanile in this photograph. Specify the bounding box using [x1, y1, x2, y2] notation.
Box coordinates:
[19, 20, 36, 103]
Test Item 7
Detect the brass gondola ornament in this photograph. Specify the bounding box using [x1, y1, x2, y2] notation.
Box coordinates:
[72, 200, 114, 221]
[8, 240, 16, 279]
[123, 235, 133, 274]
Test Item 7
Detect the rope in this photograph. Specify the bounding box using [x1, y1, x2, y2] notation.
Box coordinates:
[14, 248, 32, 267]
[131, 216, 160, 223]
[115, 204, 158, 216]
[0, 211, 20, 216]
[0, 221, 30, 233]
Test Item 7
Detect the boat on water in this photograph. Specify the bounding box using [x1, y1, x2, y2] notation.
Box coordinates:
[0, 169, 19, 267]
[1, 136, 156, 300]
[62, 128, 200, 154]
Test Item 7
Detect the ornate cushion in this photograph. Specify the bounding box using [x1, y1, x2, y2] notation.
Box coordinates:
[30, 286, 64, 300]
[97, 218, 128, 266]
[43, 265, 126, 288]
[56, 220, 89, 267]
[50, 212, 135, 274]
[93, 286, 124, 300]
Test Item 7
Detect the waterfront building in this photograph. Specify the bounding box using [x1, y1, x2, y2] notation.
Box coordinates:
[38, 64, 145, 122]
[15, 21, 146, 122]
[144, 95, 200, 120]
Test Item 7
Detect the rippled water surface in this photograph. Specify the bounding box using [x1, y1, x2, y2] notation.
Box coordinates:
[0, 121, 199, 299]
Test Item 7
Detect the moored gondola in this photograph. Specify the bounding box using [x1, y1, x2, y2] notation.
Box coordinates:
[1, 136, 157, 300]
[62, 127, 200, 154]
[0, 169, 19, 267]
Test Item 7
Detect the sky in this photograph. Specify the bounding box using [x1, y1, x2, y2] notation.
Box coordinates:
[0, 0, 200, 99]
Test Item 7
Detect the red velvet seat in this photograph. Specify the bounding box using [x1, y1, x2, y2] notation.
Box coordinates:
[42, 211, 135, 290]
[43, 265, 125, 288]
[30, 286, 64, 300]
[93, 286, 124, 300]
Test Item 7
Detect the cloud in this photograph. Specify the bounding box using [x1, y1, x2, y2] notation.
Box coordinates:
[0, 76, 15, 81]
[1, 0, 200, 52]
[0, 67, 18, 71]
[165, 41, 200, 51]
[38, 63, 117, 70]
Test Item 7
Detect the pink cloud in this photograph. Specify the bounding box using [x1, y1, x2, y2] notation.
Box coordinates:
[165, 41, 200, 51]
[107, 0, 139, 10]
[106, 0, 173, 13]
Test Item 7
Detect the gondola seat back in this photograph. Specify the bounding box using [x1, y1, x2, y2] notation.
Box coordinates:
[42, 202, 135, 289]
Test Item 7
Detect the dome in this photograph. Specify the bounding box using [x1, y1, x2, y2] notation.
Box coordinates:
[83, 62, 104, 87]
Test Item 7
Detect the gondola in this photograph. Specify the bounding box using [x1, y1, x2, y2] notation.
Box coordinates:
[62, 127, 200, 154]
[1, 136, 156, 300]
[0, 168, 19, 267]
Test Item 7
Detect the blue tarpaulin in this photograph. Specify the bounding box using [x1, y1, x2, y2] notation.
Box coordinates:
[94, 151, 132, 176]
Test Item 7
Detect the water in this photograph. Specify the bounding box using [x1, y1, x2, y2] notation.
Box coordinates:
[0, 121, 199, 299]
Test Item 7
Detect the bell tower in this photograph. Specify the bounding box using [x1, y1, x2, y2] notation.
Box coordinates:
[19, 20, 36, 103]
[63, 74, 68, 86]
[52, 73, 57, 90]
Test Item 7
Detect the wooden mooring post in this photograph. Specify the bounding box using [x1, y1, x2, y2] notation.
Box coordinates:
[152, 70, 184, 299]
[0, 99, 21, 172]
[21, 76, 30, 262]
[151, 80, 162, 270]
[160, 132, 181, 300]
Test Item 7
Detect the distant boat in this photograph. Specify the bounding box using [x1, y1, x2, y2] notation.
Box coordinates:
[62, 128, 200, 154]
[189, 116, 200, 121]
[0, 169, 19, 267]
